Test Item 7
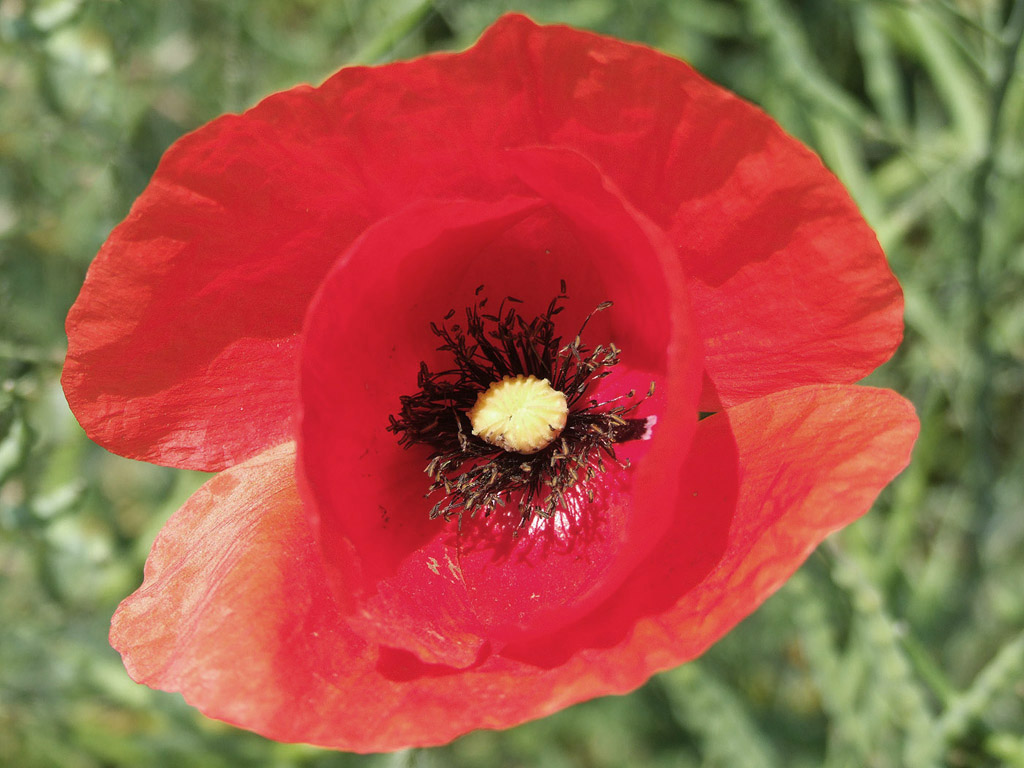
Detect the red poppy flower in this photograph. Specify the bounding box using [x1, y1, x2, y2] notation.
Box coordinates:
[63, 14, 919, 751]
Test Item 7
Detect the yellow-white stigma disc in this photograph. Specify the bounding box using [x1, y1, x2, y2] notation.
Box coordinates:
[468, 374, 569, 454]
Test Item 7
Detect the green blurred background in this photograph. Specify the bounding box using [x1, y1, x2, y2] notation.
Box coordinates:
[2, 0, 1023, 765]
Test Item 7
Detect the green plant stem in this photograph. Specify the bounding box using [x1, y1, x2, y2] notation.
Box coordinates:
[939, 629, 1024, 745]
[963, 0, 1024, 524]
[0, 341, 65, 367]
[349, 0, 437, 64]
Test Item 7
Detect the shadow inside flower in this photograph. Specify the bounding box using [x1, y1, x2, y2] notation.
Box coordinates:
[375, 643, 492, 683]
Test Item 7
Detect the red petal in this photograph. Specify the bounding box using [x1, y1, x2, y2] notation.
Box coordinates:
[65, 14, 900, 466]
[112, 385, 917, 751]
[61, 87, 379, 470]
[503, 384, 920, 667]
[60, 28, 525, 471]
[298, 148, 700, 664]
[60, 15, 554, 470]
[648, 384, 917, 643]
[463, 17, 904, 407]
[675, 160, 903, 409]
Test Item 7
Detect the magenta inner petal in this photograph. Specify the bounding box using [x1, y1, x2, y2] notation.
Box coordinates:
[299, 149, 700, 662]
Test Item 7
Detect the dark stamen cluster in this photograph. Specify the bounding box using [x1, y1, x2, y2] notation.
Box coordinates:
[388, 283, 652, 525]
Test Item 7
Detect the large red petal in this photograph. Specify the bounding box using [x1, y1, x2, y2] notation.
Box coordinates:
[502, 384, 920, 665]
[112, 386, 917, 751]
[466, 17, 904, 407]
[675, 160, 903, 410]
[332, 15, 903, 404]
[61, 20, 536, 471]
[64, 14, 901, 467]
[61, 87, 378, 471]
[643, 384, 918, 646]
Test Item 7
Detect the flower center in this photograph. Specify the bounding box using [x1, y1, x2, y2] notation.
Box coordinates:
[468, 374, 568, 454]
[387, 285, 653, 526]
